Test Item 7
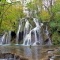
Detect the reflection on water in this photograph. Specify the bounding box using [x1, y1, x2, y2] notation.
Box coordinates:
[32, 47, 41, 60]
[0, 45, 60, 60]
[24, 47, 32, 60]
[0, 45, 41, 60]
[23, 46, 41, 60]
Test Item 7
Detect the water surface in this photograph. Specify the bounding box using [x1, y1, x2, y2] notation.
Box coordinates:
[0, 45, 60, 60]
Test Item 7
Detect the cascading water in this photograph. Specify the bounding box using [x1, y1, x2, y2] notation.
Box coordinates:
[0, 34, 5, 44]
[45, 26, 52, 45]
[0, 18, 52, 46]
[31, 18, 43, 45]
[0, 32, 7, 45]
[23, 19, 31, 38]
[0, 32, 11, 45]
[16, 20, 22, 44]
[23, 31, 31, 45]
[5, 31, 11, 44]
[23, 19, 32, 45]
[8, 31, 11, 44]
[23, 18, 43, 46]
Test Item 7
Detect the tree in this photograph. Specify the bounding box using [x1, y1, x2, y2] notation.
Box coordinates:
[0, 1, 25, 33]
[0, 0, 7, 30]
[27, 0, 42, 18]
[49, 0, 60, 45]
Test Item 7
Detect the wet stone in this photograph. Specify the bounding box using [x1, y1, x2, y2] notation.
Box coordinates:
[0, 53, 28, 60]
[47, 49, 54, 54]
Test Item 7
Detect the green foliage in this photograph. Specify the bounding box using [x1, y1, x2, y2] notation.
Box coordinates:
[50, 22, 56, 28]
[0, 0, 6, 2]
[50, 11, 60, 32]
[52, 0, 60, 13]
[40, 10, 50, 22]
[0, 1, 25, 33]
[0, 0, 60, 45]
[27, 0, 60, 45]
[52, 32, 60, 45]
[27, 2, 35, 10]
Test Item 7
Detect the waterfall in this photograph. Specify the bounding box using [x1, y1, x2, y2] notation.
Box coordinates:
[16, 20, 22, 44]
[16, 25, 21, 44]
[23, 19, 30, 38]
[8, 31, 11, 44]
[23, 31, 31, 45]
[23, 18, 43, 46]
[45, 26, 52, 45]
[0, 34, 5, 44]
[0, 32, 11, 45]
[6, 31, 11, 44]
[23, 19, 32, 45]
[0, 32, 7, 44]
[0, 18, 52, 46]
[32, 18, 43, 45]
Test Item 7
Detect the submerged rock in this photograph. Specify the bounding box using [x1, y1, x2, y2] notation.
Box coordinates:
[0, 53, 28, 60]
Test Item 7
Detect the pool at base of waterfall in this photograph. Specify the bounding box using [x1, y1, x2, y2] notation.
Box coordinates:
[0, 45, 60, 60]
